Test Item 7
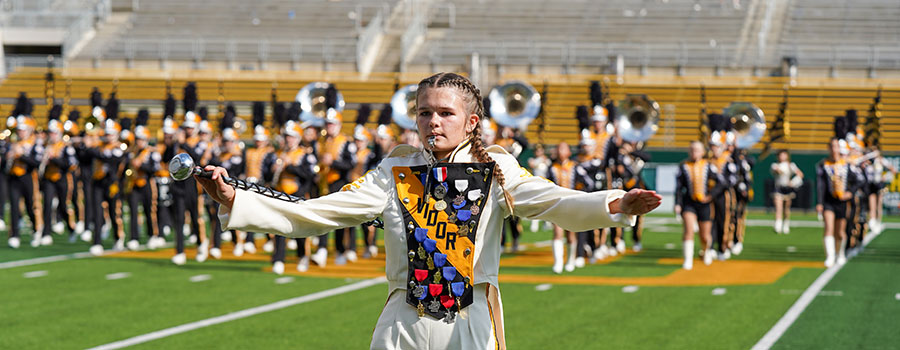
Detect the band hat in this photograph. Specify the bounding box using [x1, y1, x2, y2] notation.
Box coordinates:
[222, 128, 239, 141]
[253, 124, 269, 141]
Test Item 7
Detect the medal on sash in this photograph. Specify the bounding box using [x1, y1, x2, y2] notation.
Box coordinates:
[434, 182, 448, 199]
[452, 195, 466, 209]
[456, 209, 472, 222]
[433, 253, 447, 283]
[470, 204, 480, 216]
[455, 179, 469, 192]
[434, 167, 448, 182]
[467, 189, 482, 201]
[415, 283, 428, 317]
[434, 199, 448, 211]
[415, 228, 428, 259]
[428, 284, 443, 313]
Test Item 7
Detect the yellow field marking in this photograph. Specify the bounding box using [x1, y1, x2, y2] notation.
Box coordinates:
[104, 244, 823, 286]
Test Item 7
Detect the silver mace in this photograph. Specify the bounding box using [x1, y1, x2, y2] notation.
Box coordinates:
[168, 153, 301, 203]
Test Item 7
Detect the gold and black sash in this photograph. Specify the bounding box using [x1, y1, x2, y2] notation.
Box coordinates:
[395, 162, 494, 320]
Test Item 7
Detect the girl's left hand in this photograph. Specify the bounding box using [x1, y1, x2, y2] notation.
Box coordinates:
[611, 189, 662, 216]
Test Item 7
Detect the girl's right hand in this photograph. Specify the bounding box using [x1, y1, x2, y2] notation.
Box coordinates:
[196, 166, 235, 210]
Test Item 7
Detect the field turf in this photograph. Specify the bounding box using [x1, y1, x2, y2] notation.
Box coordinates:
[0, 211, 897, 349]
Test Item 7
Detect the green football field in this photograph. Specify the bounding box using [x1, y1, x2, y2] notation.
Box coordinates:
[1, 211, 897, 349]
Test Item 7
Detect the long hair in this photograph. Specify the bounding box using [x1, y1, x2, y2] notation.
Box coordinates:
[417, 73, 515, 214]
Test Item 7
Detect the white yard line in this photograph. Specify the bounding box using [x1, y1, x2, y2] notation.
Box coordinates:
[87, 276, 388, 350]
[0, 242, 175, 270]
[751, 229, 884, 350]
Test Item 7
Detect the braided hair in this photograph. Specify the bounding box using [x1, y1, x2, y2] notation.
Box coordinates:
[417, 73, 516, 214]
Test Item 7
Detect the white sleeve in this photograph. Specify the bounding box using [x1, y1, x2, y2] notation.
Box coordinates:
[218, 165, 391, 238]
[790, 162, 800, 175]
[490, 149, 635, 232]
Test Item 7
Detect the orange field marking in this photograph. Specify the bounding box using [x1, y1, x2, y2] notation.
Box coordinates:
[104, 243, 823, 286]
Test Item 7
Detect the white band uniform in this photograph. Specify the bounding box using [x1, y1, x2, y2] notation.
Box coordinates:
[218, 141, 634, 349]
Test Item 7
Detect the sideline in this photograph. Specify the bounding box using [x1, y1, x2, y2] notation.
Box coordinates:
[87, 276, 388, 350]
[750, 229, 883, 350]
[0, 243, 174, 270]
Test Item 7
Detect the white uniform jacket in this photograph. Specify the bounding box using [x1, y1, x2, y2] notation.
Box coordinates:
[219, 141, 635, 349]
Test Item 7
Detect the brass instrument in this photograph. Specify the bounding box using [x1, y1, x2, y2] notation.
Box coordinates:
[390, 84, 418, 130]
[723, 102, 766, 149]
[488, 81, 542, 129]
[615, 94, 660, 143]
[296, 82, 344, 127]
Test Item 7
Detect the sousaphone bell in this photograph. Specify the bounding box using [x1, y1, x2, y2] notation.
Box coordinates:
[390, 84, 418, 130]
[724, 102, 766, 149]
[488, 81, 541, 129]
[296, 82, 345, 127]
[616, 94, 660, 142]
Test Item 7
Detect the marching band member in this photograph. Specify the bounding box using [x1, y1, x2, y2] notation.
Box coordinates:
[0, 116, 9, 234]
[265, 119, 317, 274]
[87, 117, 127, 255]
[495, 126, 528, 253]
[39, 111, 78, 245]
[816, 135, 859, 267]
[708, 115, 737, 260]
[675, 140, 726, 270]
[127, 110, 163, 250]
[729, 148, 753, 255]
[242, 104, 273, 255]
[5, 115, 42, 248]
[155, 94, 178, 239]
[866, 146, 896, 235]
[176, 109, 210, 262]
[770, 150, 802, 235]
[209, 115, 245, 259]
[573, 136, 605, 264]
[526, 145, 551, 233]
[615, 140, 650, 253]
[352, 105, 382, 259]
[312, 106, 359, 267]
[63, 109, 86, 241]
[548, 141, 578, 273]
[199, 72, 659, 349]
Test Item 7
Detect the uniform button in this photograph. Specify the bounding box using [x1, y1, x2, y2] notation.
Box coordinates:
[399, 173, 406, 180]
[403, 197, 410, 204]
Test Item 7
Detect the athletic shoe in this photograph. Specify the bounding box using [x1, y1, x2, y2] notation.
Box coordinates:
[0, 219, 6, 231]
[89, 244, 104, 256]
[101, 224, 110, 240]
[723, 249, 731, 260]
[74, 221, 84, 235]
[188, 234, 197, 245]
[243, 242, 257, 254]
[367, 245, 378, 259]
[297, 256, 310, 272]
[731, 242, 743, 255]
[530, 220, 539, 233]
[162, 225, 171, 237]
[41, 234, 53, 246]
[564, 259, 575, 272]
[272, 261, 285, 275]
[774, 219, 783, 234]
[703, 249, 715, 266]
[682, 259, 693, 270]
[233, 244, 244, 257]
[632, 242, 642, 253]
[335, 253, 348, 266]
[30, 235, 41, 248]
[607, 245, 618, 257]
[262, 240, 274, 253]
[8, 237, 20, 249]
[590, 246, 607, 264]
[311, 248, 328, 267]
[287, 239, 298, 250]
[824, 255, 835, 268]
[616, 241, 626, 254]
[113, 239, 125, 251]
[196, 242, 209, 262]
[310, 236, 319, 247]
[81, 230, 92, 242]
[345, 250, 358, 263]
[126, 239, 140, 251]
[552, 260, 563, 274]
[210, 247, 222, 259]
[221, 232, 232, 242]
[171, 253, 186, 265]
[783, 220, 791, 234]
[52, 222, 65, 235]
[574, 256, 585, 268]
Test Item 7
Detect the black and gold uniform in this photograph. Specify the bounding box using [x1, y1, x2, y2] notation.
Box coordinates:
[40, 130, 78, 241]
[730, 150, 754, 249]
[265, 134, 318, 267]
[127, 144, 161, 245]
[675, 157, 724, 222]
[315, 125, 358, 258]
[208, 134, 245, 252]
[710, 147, 737, 253]
[6, 127, 43, 243]
[88, 134, 127, 247]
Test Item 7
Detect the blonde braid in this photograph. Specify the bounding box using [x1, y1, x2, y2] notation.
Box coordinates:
[418, 73, 516, 215]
